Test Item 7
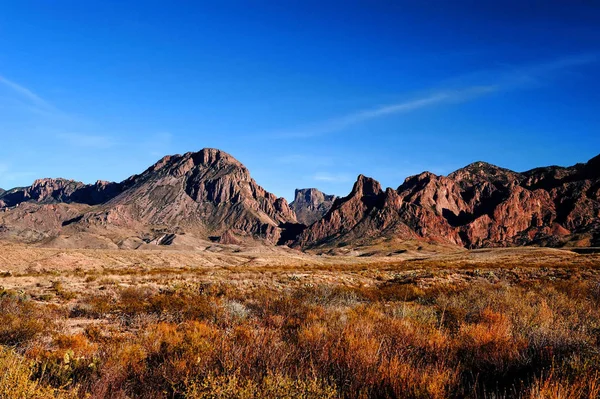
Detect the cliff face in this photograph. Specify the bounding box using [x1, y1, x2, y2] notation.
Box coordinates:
[0, 149, 297, 245]
[76, 148, 297, 243]
[1, 150, 598, 249]
[296, 155, 600, 249]
[0, 178, 122, 208]
[290, 188, 337, 225]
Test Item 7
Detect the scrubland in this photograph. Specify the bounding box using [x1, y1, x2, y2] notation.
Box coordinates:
[1, 244, 600, 398]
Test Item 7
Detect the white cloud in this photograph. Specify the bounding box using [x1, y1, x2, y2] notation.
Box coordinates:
[275, 154, 335, 167]
[274, 85, 496, 138]
[312, 172, 353, 183]
[56, 133, 117, 149]
[0, 75, 60, 118]
[272, 53, 598, 139]
[0, 76, 51, 108]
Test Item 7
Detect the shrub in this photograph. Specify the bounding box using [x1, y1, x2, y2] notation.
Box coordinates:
[0, 346, 75, 399]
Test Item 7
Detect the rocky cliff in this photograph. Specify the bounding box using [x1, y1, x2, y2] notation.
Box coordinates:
[296, 154, 600, 249]
[1, 150, 598, 250]
[290, 188, 337, 225]
[0, 178, 121, 208]
[0, 149, 297, 245]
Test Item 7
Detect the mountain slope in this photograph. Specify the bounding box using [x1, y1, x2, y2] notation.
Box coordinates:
[0, 149, 297, 246]
[296, 154, 600, 249]
[75, 148, 296, 243]
[1, 150, 598, 250]
[0, 178, 121, 208]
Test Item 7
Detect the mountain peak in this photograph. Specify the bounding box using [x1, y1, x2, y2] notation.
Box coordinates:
[450, 161, 518, 177]
[78, 147, 296, 243]
[188, 148, 241, 166]
[351, 174, 382, 197]
[147, 148, 242, 175]
[290, 188, 337, 225]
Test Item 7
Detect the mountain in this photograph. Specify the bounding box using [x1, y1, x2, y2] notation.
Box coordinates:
[290, 188, 337, 225]
[0, 178, 122, 208]
[1, 150, 598, 250]
[296, 154, 600, 249]
[75, 148, 297, 243]
[0, 149, 297, 246]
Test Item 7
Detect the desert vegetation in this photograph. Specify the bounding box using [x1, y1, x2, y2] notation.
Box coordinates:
[0, 246, 600, 398]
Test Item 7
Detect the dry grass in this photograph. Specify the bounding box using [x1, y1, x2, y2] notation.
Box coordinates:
[0, 244, 600, 398]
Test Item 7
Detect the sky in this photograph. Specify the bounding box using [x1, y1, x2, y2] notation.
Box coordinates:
[0, 1, 599, 200]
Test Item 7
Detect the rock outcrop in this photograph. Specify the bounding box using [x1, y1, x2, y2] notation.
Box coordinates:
[1, 150, 598, 250]
[0, 149, 297, 245]
[296, 154, 600, 249]
[71, 149, 297, 243]
[0, 178, 122, 208]
[290, 188, 337, 225]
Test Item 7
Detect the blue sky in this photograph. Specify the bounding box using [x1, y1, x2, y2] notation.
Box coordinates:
[0, 1, 599, 200]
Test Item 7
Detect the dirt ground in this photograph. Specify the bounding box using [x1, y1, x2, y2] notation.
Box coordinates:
[1, 242, 598, 303]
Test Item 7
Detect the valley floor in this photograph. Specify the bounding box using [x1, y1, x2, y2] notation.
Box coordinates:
[1, 243, 599, 398]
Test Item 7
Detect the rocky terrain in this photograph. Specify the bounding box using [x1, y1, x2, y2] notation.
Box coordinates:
[290, 188, 337, 225]
[0, 178, 122, 208]
[0, 149, 598, 250]
[0, 149, 297, 247]
[297, 154, 600, 250]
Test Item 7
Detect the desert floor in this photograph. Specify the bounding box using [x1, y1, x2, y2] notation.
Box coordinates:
[1, 243, 600, 398]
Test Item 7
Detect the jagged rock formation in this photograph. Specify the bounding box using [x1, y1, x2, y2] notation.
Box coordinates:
[0, 179, 121, 208]
[76, 149, 297, 243]
[1, 150, 598, 250]
[290, 188, 337, 225]
[0, 149, 297, 245]
[296, 155, 600, 249]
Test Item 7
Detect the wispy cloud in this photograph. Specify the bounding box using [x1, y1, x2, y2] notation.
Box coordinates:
[0, 75, 59, 117]
[275, 154, 335, 167]
[273, 86, 496, 139]
[0, 163, 36, 187]
[56, 133, 117, 149]
[312, 172, 354, 183]
[272, 53, 598, 139]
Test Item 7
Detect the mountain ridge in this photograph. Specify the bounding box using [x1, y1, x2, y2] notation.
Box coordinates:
[1, 149, 598, 250]
[296, 153, 599, 249]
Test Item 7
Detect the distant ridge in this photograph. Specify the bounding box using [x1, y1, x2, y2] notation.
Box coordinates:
[295, 154, 600, 249]
[290, 188, 337, 226]
[1, 149, 598, 250]
[0, 148, 297, 247]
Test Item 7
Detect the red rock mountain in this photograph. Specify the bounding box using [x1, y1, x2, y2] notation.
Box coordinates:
[1, 150, 598, 249]
[0, 178, 121, 208]
[290, 188, 337, 225]
[0, 149, 296, 245]
[295, 154, 600, 249]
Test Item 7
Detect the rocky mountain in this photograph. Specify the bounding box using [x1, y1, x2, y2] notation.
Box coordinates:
[0, 178, 122, 208]
[296, 154, 600, 249]
[0, 188, 5, 196]
[1, 150, 598, 250]
[290, 188, 337, 225]
[0, 149, 297, 246]
[76, 148, 297, 243]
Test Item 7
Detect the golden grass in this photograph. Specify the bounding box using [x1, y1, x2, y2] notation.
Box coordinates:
[0, 245, 600, 398]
